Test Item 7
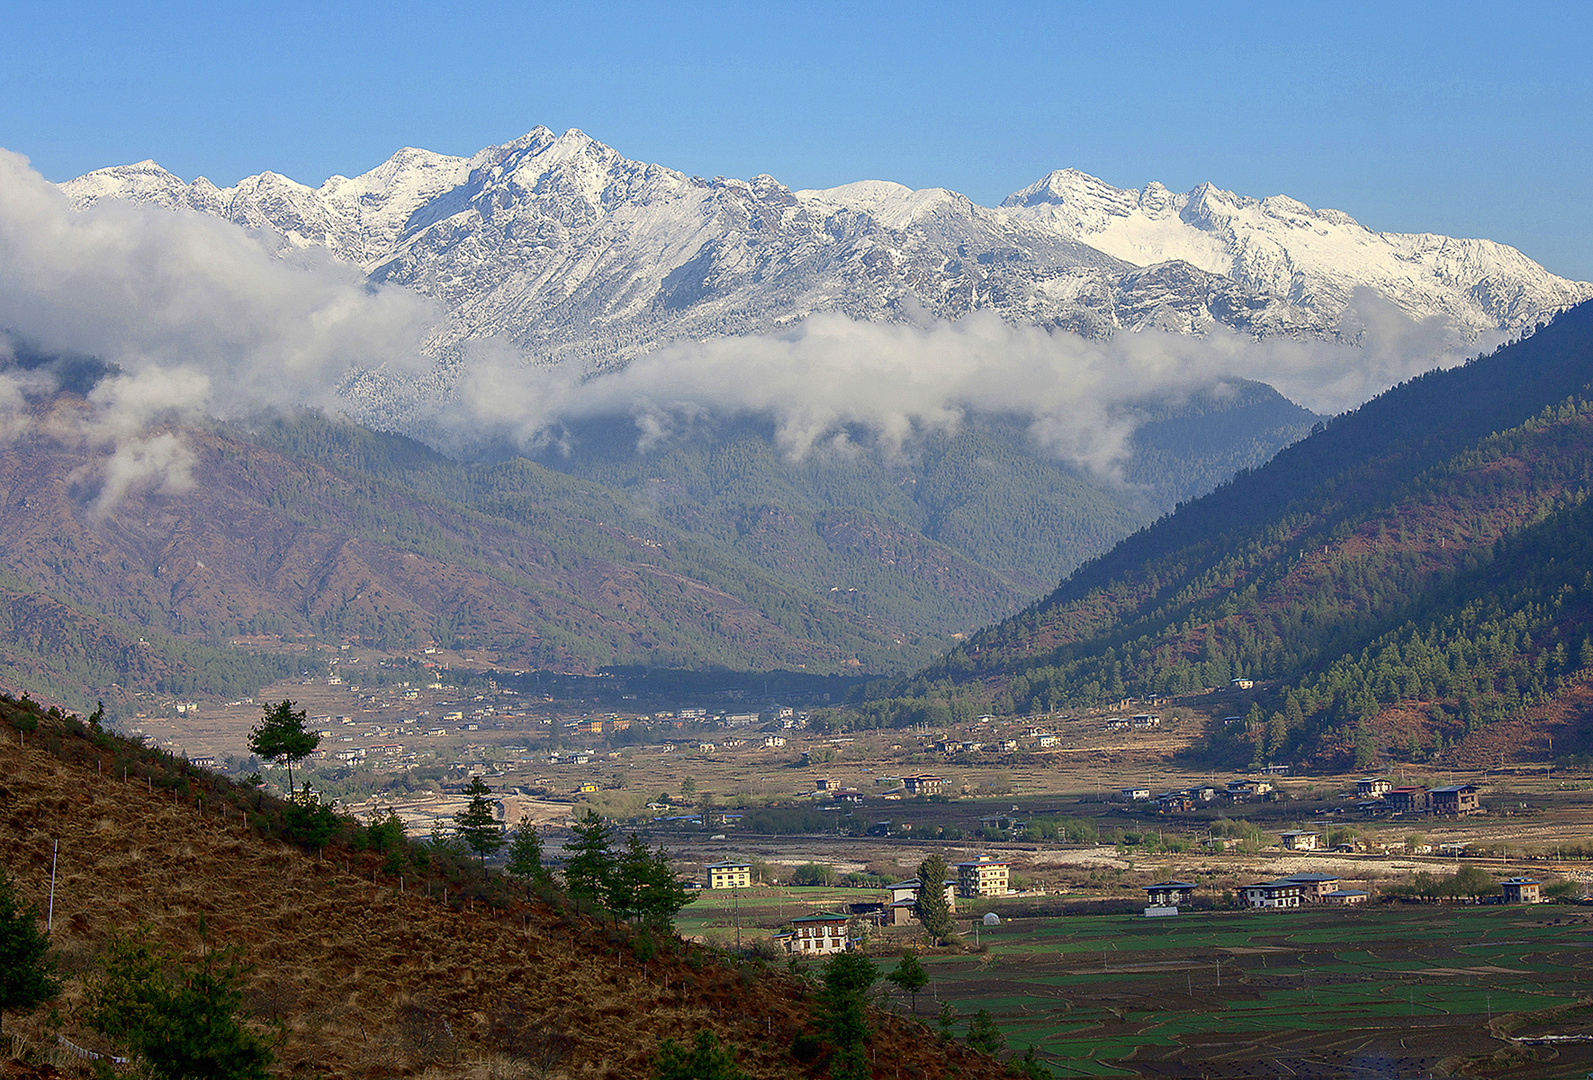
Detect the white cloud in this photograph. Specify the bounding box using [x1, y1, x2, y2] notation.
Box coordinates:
[0, 149, 437, 511]
[0, 147, 1500, 488]
[0, 149, 434, 420]
[451, 297, 1495, 475]
[85, 433, 197, 518]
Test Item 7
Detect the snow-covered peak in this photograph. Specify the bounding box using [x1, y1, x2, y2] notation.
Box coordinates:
[61, 159, 195, 211]
[54, 127, 1593, 384]
[797, 180, 975, 230]
[321, 146, 469, 199]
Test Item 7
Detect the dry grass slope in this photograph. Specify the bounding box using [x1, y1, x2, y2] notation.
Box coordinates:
[0, 701, 1005, 1080]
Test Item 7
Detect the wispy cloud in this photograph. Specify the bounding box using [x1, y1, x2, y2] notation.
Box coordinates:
[448, 296, 1496, 474]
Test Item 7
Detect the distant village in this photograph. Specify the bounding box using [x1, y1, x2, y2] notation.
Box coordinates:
[688, 834, 1558, 957]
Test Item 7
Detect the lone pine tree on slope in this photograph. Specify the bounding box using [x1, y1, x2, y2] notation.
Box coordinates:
[454, 776, 505, 868]
[248, 700, 319, 793]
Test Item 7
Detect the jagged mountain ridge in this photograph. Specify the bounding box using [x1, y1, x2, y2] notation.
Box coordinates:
[62, 128, 1593, 393]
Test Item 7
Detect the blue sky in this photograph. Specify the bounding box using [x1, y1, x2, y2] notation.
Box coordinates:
[5, 0, 1592, 279]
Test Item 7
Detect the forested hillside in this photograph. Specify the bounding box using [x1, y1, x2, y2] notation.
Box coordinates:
[0, 362, 1312, 708]
[870, 301, 1593, 769]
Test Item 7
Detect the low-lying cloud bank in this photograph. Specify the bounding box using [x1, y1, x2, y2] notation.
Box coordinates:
[0, 148, 433, 508]
[0, 147, 1507, 507]
[453, 297, 1495, 475]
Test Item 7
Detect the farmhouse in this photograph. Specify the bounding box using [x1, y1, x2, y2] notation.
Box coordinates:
[900, 774, 945, 796]
[1241, 879, 1303, 909]
[1430, 784, 1481, 816]
[1324, 889, 1370, 905]
[979, 813, 1026, 834]
[704, 861, 753, 890]
[1357, 777, 1392, 798]
[1283, 872, 1340, 901]
[1501, 877, 1542, 904]
[1143, 881, 1196, 907]
[782, 912, 852, 954]
[957, 856, 1011, 898]
[890, 877, 957, 908]
[1386, 786, 1431, 814]
[886, 877, 958, 924]
[1120, 787, 1152, 802]
[1280, 830, 1319, 851]
[1157, 793, 1195, 813]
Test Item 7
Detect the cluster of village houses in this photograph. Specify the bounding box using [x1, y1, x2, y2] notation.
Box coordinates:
[1144, 870, 1546, 914]
[1120, 775, 1482, 820]
[700, 850, 1555, 955]
[696, 768, 1545, 955]
[696, 855, 1013, 955]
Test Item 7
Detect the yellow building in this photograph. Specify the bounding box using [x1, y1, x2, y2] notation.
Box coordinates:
[705, 861, 753, 890]
[956, 856, 1010, 898]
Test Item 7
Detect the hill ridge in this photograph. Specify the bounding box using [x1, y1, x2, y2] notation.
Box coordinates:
[0, 696, 1007, 1079]
[869, 300, 1593, 769]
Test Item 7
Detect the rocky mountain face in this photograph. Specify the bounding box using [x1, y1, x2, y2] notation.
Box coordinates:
[62, 128, 1593, 385]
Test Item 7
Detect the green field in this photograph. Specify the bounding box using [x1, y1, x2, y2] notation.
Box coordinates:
[674, 884, 863, 946]
[674, 889, 1593, 1076]
[900, 906, 1593, 1077]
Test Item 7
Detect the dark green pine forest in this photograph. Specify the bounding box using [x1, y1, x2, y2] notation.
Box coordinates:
[860, 300, 1593, 769]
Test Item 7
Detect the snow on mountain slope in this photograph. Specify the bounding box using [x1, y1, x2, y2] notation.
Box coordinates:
[1002, 169, 1591, 337]
[60, 127, 1593, 385]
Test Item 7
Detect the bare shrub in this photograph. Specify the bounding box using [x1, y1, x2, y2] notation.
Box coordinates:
[396, 993, 456, 1064]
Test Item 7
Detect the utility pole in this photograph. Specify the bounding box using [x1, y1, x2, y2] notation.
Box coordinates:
[47, 840, 58, 932]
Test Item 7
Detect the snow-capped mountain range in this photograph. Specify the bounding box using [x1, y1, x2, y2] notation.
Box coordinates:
[62, 126, 1593, 377]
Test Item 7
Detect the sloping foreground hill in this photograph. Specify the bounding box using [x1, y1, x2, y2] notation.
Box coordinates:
[0, 698, 1005, 1080]
[880, 300, 1593, 769]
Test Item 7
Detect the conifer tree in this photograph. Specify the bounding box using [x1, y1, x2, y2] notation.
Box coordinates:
[652, 1029, 747, 1080]
[619, 838, 694, 928]
[885, 951, 928, 1014]
[247, 700, 319, 793]
[454, 776, 504, 869]
[505, 825, 550, 900]
[563, 810, 618, 908]
[83, 925, 273, 1080]
[914, 853, 956, 944]
[966, 1008, 1005, 1055]
[0, 868, 59, 1036]
[820, 953, 878, 1080]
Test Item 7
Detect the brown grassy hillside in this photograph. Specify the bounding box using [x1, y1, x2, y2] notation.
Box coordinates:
[0, 700, 1005, 1080]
